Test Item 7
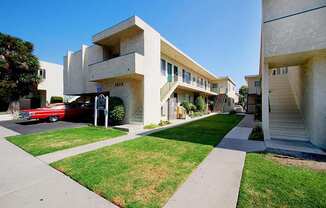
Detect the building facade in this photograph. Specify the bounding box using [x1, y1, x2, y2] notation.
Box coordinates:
[261, 0, 326, 149]
[245, 75, 261, 114]
[20, 60, 63, 109]
[210, 77, 238, 112]
[64, 16, 235, 125]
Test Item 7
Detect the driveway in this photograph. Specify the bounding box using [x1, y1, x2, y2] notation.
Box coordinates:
[0, 120, 88, 135]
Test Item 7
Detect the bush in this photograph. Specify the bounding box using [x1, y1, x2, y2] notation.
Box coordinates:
[195, 96, 205, 112]
[229, 110, 237, 115]
[249, 126, 264, 141]
[190, 111, 204, 118]
[109, 97, 125, 124]
[50, 96, 63, 103]
[189, 103, 197, 112]
[181, 101, 191, 113]
[159, 120, 171, 126]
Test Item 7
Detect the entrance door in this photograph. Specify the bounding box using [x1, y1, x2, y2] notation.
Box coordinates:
[168, 98, 177, 120]
[167, 63, 173, 82]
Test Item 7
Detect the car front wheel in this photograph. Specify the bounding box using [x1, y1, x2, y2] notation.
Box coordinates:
[48, 116, 59, 122]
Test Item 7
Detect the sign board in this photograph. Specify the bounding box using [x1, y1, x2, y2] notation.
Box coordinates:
[94, 95, 109, 128]
[96, 84, 103, 93]
[97, 94, 106, 110]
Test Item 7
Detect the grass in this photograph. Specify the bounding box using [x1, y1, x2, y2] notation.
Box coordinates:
[52, 114, 243, 208]
[7, 126, 126, 156]
[237, 153, 326, 208]
[144, 123, 160, 129]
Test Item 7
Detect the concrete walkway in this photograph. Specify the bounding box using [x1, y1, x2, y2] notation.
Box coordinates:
[164, 114, 265, 208]
[0, 136, 117, 208]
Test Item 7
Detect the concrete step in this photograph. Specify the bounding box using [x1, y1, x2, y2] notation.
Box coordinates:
[270, 134, 310, 142]
[270, 128, 308, 137]
[270, 122, 305, 129]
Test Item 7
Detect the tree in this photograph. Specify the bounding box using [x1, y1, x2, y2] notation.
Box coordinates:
[239, 85, 248, 108]
[0, 33, 40, 113]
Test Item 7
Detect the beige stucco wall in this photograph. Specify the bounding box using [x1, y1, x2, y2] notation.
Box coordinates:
[246, 76, 261, 95]
[287, 66, 304, 111]
[263, 0, 326, 58]
[99, 78, 143, 123]
[38, 61, 63, 103]
[302, 56, 326, 149]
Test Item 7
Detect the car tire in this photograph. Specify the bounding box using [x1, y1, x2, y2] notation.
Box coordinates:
[48, 116, 59, 122]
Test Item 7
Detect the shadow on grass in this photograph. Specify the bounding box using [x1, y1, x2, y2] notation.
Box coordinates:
[145, 114, 244, 147]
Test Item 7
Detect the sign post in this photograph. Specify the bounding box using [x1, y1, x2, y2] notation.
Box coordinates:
[94, 96, 98, 126]
[105, 96, 109, 128]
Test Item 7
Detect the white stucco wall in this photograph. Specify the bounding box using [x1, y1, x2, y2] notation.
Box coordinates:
[38, 61, 63, 103]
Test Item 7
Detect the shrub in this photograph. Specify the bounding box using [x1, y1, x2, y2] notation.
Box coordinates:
[159, 120, 171, 126]
[249, 126, 264, 141]
[181, 101, 191, 113]
[50, 96, 63, 103]
[109, 97, 125, 124]
[190, 111, 204, 118]
[195, 96, 205, 112]
[189, 103, 197, 112]
[229, 110, 237, 115]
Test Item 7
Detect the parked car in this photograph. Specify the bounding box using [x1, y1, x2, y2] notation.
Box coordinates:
[19, 103, 92, 122]
[233, 105, 245, 113]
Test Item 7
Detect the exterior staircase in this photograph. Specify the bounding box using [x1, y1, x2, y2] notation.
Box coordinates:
[160, 81, 178, 104]
[269, 75, 309, 142]
[130, 107, 143, 124]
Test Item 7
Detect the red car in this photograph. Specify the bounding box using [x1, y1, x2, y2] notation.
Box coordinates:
[19, 103, 92, 122]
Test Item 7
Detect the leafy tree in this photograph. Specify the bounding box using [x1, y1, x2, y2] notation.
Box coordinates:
[239, 85, 248, 107]
[0, 33, 40, 112]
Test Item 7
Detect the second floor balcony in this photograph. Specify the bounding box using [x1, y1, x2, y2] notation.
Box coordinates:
[88, 52, 144, 81]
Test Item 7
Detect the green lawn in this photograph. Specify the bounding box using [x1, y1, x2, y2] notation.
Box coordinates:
[7, 127, 126, 156]
[237, 153, 326, 208]
[52, 114, 243, 208]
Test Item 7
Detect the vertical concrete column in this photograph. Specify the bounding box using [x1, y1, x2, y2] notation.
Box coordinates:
[65, 51, 72, 92]
[262, 63, 270, 140]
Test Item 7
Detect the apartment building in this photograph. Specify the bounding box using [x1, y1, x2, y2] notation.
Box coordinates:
[20, 60, 63, 109]
[261, 0, 326, 149]
[211, 76, 238, 112]
[245, 75, 261, 114]
[64, 16, 235, 125]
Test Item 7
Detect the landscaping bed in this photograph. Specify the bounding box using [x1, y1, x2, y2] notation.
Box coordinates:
[7, 126, 126, 156]
[52, 114, 243, 208]
[237, 153, 326, 208]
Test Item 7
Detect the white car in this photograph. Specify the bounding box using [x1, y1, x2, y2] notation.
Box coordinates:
[234, 105, 244, 113]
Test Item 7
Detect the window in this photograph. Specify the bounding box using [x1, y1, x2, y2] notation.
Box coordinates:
[200, 78, 203, 87]
[193, 77, 196, 83]
[254, 80, 260, 87]
[38, 69, 46, 79]
[182, 69, 191, 84]
[204, 80, 207, 90]
[161, 59, 166, 76]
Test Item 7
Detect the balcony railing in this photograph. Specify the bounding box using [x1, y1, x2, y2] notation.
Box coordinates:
[88, 52, 144, 81]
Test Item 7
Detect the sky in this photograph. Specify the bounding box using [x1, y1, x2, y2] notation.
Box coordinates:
[0, 0, 261, 87]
